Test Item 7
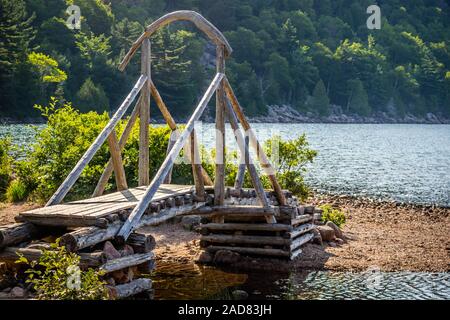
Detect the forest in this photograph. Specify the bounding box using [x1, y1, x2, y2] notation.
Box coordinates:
[1, 0, 449, 120]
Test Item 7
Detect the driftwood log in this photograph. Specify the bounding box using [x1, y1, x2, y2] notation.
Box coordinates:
[108, 278, 152, 299]
[0, 247, 107, 268]
[100, 252, 154, 273]
[0, 223, 39, 249]
[126, 233, 156, 253]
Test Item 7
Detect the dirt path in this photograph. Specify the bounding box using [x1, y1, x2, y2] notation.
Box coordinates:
[1, 195, 449, 272]
[0, 202, 40, 225]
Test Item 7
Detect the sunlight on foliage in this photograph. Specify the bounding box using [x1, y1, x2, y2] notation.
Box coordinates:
[18, 240, 108, 300]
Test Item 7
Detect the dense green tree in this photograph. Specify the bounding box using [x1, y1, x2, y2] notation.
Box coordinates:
[310, 80, 330, 116]
[347, 79, 371, 116]
[75, 77, 109, 113]
[1, 0, 449, 120]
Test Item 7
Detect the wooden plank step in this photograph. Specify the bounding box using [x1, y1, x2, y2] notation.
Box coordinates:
[19, 185, 194, 222]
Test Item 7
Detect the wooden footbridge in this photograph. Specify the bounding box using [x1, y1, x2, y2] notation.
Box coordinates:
[0, 11, 317, 299]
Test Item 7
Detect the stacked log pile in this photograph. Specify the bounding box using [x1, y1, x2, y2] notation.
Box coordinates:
[199, 188, 319, 260]
[0, 192, 205, 299]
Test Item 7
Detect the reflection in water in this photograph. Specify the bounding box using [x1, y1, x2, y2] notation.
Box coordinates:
[150, 262, 450, 300]
[151, 261, 247, 300]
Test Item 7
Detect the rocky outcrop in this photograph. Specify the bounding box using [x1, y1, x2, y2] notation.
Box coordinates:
[247, 104, 450, 124]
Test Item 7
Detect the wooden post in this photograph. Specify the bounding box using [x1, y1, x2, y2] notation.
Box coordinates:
[107, 131, 128, 191]
[214, 45, 226, 223]
[149, 80, 213, 186]
[139, 38, 151, 186]
[117, 73, 224, 240]
[222, 77, 287, 206]
[190, 129, 205, 201]
[226, 102, 276, 223]
[92, 96, 142, 197]
[46, 75, 147, 206]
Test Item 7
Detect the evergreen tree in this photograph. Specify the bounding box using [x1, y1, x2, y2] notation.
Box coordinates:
[75, 78, 109, 113]
[347, 79, 371, 116]
[0, 0, 35, 114]
[311, 80, 330, 116]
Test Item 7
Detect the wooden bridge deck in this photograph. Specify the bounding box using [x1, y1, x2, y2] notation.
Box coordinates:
[19, 184, 194, 227]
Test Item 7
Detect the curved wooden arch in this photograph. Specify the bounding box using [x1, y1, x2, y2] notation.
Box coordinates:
[119, 10, 232, 71]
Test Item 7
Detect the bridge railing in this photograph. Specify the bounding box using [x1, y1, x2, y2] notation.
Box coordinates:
[46, 75, 147, 206]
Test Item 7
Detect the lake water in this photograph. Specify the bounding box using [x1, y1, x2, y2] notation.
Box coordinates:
[1, 123, 449, 206]
[152, 262, 450, 300]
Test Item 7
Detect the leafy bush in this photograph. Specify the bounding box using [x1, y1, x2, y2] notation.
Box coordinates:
[0, 136, 13, 200]
[18, 241, 108, 300]
[263, 134, 317, 200]
[320, 204, 346, 228]
[15, 98, 207, 203]
[6, 179, 28, 202]
[16, 98, 110, 202]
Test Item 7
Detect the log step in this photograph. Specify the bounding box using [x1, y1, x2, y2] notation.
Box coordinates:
[291, 214, 313, 226]
[201, 234, 290, 246]
[202, 223, 292, 233]
[206, 245, 290, 258]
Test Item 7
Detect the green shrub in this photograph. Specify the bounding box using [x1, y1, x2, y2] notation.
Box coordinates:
[6, 179, 28, 202]
[18, 241, 108, 300]
[263, 134, 317, 200]
[0, 136, 13, 200]
[16, 98, 205, 203]
[320, 204, 346, 227]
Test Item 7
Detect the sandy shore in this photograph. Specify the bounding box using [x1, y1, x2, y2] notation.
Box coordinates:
[1, 195, 449, 272]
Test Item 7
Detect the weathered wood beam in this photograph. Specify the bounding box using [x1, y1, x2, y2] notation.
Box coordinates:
[190, 205, 276, 216]
[201, 234, 290, 246]
[119, 10, 232, 71]
[0, 223, 39, 248]
[117, 73, 224, 240]
[150, 81, 213, 186]
[0, 247, 107, 268]
[214, 45, 226, 209]
[139, 38, 151, 186]
[107, 131, 128, 191]
[225, 101, 276, 223]
[222, 76, 287, 206]
[290, 233, 314, 251]
[92, 96, 142, 197]
[206, 245, 289, 258]
[108, 278, 152, 299]
[191, 129, 205, 201]
[126, 232, 156, 253]
[234, 164, 246, 190]
[100, 252, 154, 273]
[47, 75, 147, 206]
[201, 223, 292, 233]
